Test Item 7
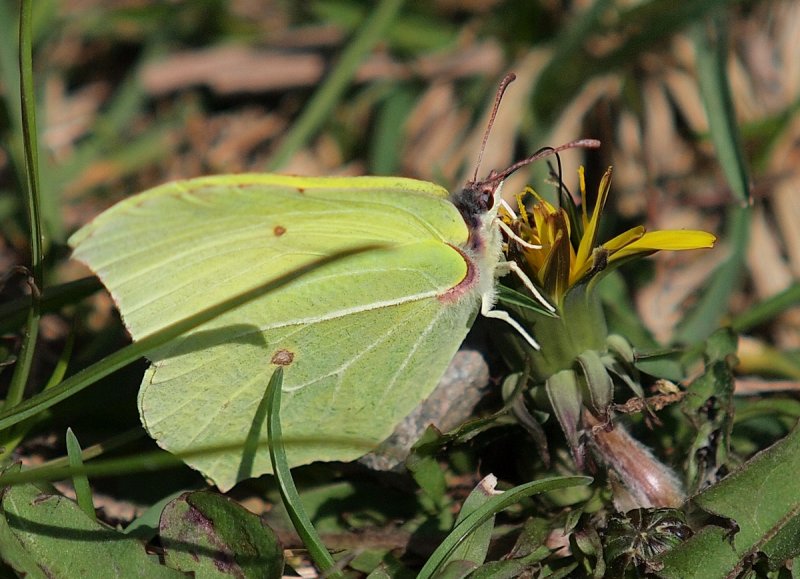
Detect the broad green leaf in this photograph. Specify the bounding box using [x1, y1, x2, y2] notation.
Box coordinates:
[160, 491, 284, 578]
[657, 425, 800, 577]
[0, 483, 180, 578]
[124, 490, 188, 541]
[407, 427, 449, 512]
[445, 475, 501, 568]
[417, 476, 592, 579]
[682, 329, 737, 492]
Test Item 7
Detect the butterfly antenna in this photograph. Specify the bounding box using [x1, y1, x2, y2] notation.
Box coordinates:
[554, 152, 564, 207]
[493, 139, 601, 183]
[472, 73, 518, 183]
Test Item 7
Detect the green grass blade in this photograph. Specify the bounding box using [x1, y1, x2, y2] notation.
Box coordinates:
[237, 360, 273, 481]
[17, 0, 41, 290]
[734, 399, 800, 424]
[370, 84, 416, 175]
[0, 444, 203, 489]
[266, 367, 343, 579]
[65, 428, 95, 520]
[692, 13, 751, 204]
[417, 476, 592, 579]
[674, 205, 749, 344]
[445, 476, 499, 568]
[0, 429, 376, 488]
[0, 247, 377, 432]
[43, 328, 75, 390]
[731, 281, 800, 333]
[7, 0, 42, 412]
[267, 0, 405, 169]
[0, 2, 22, 137]
[532, 0, 734, 129]
[533, 0, 614, 125]
[2, 0, 43, 462]
[0, 324, 76, 462]
[0, 277, 102, 333]
[5, 310, 38, 410]
[674, 13, 752, 346]
[36, 428, 144, 472]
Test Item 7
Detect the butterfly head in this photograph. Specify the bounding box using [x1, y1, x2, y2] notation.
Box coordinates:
[453, 140, 601, 251]
[452, 73, 601, 251]
[451, 170, 504, 236]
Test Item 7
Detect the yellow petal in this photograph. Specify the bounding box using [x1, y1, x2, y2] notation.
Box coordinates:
[540, 227, 571, 298]
[609, 230, 716, 261]
[574, 167, 613, 275]
[579, 166, 588, 228]
[603, 225, 645, 252]
[626, 230, 716, 250]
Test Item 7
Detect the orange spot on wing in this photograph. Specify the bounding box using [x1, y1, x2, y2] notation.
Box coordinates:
[271, 349, 294, 366]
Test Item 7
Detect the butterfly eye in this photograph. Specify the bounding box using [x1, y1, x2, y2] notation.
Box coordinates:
[480, 185, 494, 210]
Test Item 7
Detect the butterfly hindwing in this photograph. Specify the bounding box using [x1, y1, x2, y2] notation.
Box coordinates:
[70, 174, 482, 489]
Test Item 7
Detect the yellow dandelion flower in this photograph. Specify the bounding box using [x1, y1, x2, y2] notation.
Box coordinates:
[506, 167, 716, 307]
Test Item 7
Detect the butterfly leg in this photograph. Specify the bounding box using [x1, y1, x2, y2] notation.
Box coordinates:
[481, 292, 541, 350]
[499, 198, 518, 218]
[495, 260, 555, 313]
[496, 219, 540, 250]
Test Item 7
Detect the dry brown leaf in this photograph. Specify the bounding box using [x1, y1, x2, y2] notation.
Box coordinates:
[637, 247, 730, 343]
[404, 82, 468, 182]
[44, 78, 109, 157]
[746, 205, 800, 348]
[735, 378, 800, 395]
[642, 78, 694, 177]
[141, 45, 326, 95]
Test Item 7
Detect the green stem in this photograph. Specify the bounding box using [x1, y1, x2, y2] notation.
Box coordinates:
[525, 283, 608, 381]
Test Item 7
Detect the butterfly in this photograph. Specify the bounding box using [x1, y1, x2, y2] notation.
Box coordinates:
[69, 73, 598, 489]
